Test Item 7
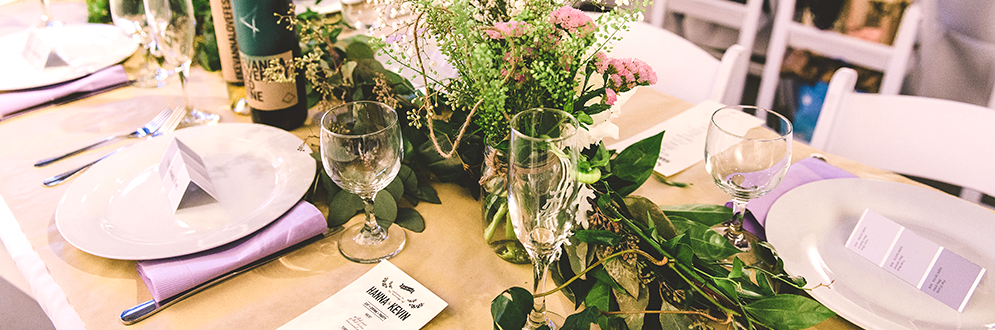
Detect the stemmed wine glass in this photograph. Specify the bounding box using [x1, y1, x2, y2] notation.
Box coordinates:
[143, 0, 219, 127]
[320, 101, 406, 263]
[507, 108, 582, 329]
[110, 0, 168, 88]
[704, 105, 792, 250]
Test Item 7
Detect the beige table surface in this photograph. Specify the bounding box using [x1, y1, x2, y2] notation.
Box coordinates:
[0, 1, 930, 329]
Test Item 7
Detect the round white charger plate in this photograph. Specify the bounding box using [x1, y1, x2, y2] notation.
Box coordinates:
[56, 123, 316, 260]
[766, 178, 995, 329]
[0, 23, 137, 91]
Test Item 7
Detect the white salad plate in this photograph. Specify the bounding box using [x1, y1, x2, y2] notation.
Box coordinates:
[0, 23, 137, 91]
[766, 178, 995, 329]
[56, 123, 316, 260]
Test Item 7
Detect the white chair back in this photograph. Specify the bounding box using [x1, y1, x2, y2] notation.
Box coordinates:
[756, 0, 922, 110]
[610, 21, 747, 105]
[647, 0, 764, 105]
[811, 68, 995, 205]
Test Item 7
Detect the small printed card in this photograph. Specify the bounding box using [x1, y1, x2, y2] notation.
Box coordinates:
[158, 138, 218, 212]
[21, 28, 70, 69]
[278, 261, 447, 330]
[846, 209, 986, 312]
[606, 100, 763, 177]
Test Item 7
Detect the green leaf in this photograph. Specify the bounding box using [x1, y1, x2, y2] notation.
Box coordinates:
[374, 192, 398, 229]
[613, 284, 648, 330]
[327, 191, 363, 227]
[395, 208, 426, 233]
[622, 196, 677, 240]
[607, 131, 664, 196]
[742, 295, 836, 330]
[345, 40, 376, 59]
[398, 165, 419, 194]
[385, 177, 404, 204]
[559, 306, 601, 330]
[417, 184, 441, 204]
[491, 287, 533, 330]
[572, 230, 620, 246]
[585, 280, 611, 312]
[658, 298, 695, 330]
[660, 204, 733, 226]
[670, 216, 741, 262]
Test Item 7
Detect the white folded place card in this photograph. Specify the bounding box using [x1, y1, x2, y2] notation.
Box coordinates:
[607, 100, 763, 177]
[279, 261, 447, 330]
[21, 28, 70, 69]
[158, 138, 218, 212]
[846, 209, 986, 312]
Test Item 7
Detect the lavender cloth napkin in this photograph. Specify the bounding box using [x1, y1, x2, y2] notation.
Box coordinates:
[137, 201, 328, 302]
[0, 64, 129, 117]
[738, 157, 858, 241]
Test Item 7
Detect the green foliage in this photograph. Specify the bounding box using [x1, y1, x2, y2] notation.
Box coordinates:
[606, 131, 665, 196]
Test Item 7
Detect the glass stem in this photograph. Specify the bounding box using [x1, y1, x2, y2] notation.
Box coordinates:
[528, 251, 555, 328]
[39, 0, 54, 26]
[725, 198, 750, 250]
[177, 61, 192, 111]
[359, 194, 386, 242]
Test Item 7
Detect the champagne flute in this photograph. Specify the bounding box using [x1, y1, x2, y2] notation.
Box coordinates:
[110, 0, 168, 88]
[704, 105, 792, 250]
[144, 0, 219, 127]
[320, 101, 405, 263]
[508, 108, 581, 329]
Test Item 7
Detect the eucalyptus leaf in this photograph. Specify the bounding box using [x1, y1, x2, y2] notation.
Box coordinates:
[398, 165, 419, 194]
[660, 203, 734, 226]
[385, 177, 404, 204]
[345, 40, 376, 59]
[374, 192, 398, 229]
[417, 184, 441, 204]
[742, 295, 836, 330]
[395, 208, 426, 232]
[327, 191, 363, 227]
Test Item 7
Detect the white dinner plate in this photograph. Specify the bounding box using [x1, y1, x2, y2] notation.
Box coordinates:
[766, 178, 995, 329]
[0, 23, 137, 91]
[56, 123, 317, 260]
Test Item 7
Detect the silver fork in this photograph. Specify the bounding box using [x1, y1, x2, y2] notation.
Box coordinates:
[42, 107, 186, 187]
[34, 108, 174, 167]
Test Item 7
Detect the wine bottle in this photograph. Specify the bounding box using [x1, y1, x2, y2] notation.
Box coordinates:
[231, 0, 307, 130]
[208, 0, 249, 115]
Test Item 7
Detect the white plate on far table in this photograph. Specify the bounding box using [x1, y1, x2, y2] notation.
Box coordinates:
[56, 123, 317, 260]
[766, 178, 995, 329]
[0, 23, 137, 91]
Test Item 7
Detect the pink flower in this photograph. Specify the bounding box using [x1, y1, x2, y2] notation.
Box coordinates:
[593, 52, 657, 92]
[605, 88, 617, 105]
[549, 6, 596, 36]
[486, 21, 530, 39]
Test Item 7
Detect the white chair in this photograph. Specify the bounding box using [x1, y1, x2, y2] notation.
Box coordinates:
[610, 21, 747, 105]
[811, 68, 995, 206]
[756, 0, 922, 110]
[647, 0, 764, 104]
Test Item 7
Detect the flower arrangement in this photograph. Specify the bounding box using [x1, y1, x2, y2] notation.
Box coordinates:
[228, 0, 837, 328]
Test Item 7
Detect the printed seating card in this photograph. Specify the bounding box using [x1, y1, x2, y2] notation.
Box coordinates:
[278, 261, 447, 330]
[846, 209, 986, 312]
[21, 28, 70, 69]
[606, 100, 763, 177]
[158, 138, 218, 212]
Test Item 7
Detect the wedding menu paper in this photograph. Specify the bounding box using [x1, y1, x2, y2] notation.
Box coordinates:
[158, 138, 218, 212]
[846, 209, 986, 312]
[606, 100, 763, 177]
[278, 261, 447, 330]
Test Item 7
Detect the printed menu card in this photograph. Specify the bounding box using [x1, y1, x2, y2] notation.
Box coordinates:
[279, 261, 447, 330]
[846, 209, 986, 312]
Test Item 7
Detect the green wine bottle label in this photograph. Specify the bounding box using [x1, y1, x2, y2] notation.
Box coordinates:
[240, 51, 298, 110]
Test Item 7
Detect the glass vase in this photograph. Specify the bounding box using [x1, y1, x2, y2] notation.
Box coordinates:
[481, 144, 530, 264]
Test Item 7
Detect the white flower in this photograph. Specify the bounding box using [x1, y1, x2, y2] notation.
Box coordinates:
[575, 184, 596, 230]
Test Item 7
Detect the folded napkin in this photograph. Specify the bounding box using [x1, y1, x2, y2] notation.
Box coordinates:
[740, 157, 858, 241]
[137, 201, 328, 302]
[0, 64, 129, 117]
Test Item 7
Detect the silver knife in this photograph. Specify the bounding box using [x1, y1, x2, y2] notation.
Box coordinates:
[120, 226, 341, 325]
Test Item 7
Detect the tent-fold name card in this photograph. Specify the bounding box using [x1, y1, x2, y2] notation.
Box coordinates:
[159, 137, 218, 212]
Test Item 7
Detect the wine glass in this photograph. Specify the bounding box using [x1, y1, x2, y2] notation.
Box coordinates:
[507, 108, 582, 329]
[144, 0, 219, 127]
[340, 0, 380, 33]
[38, 0, 61, 27]
[704, 105, 792, 250]
[110, 0, 168, 88]
[320, 101, 405, 263]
